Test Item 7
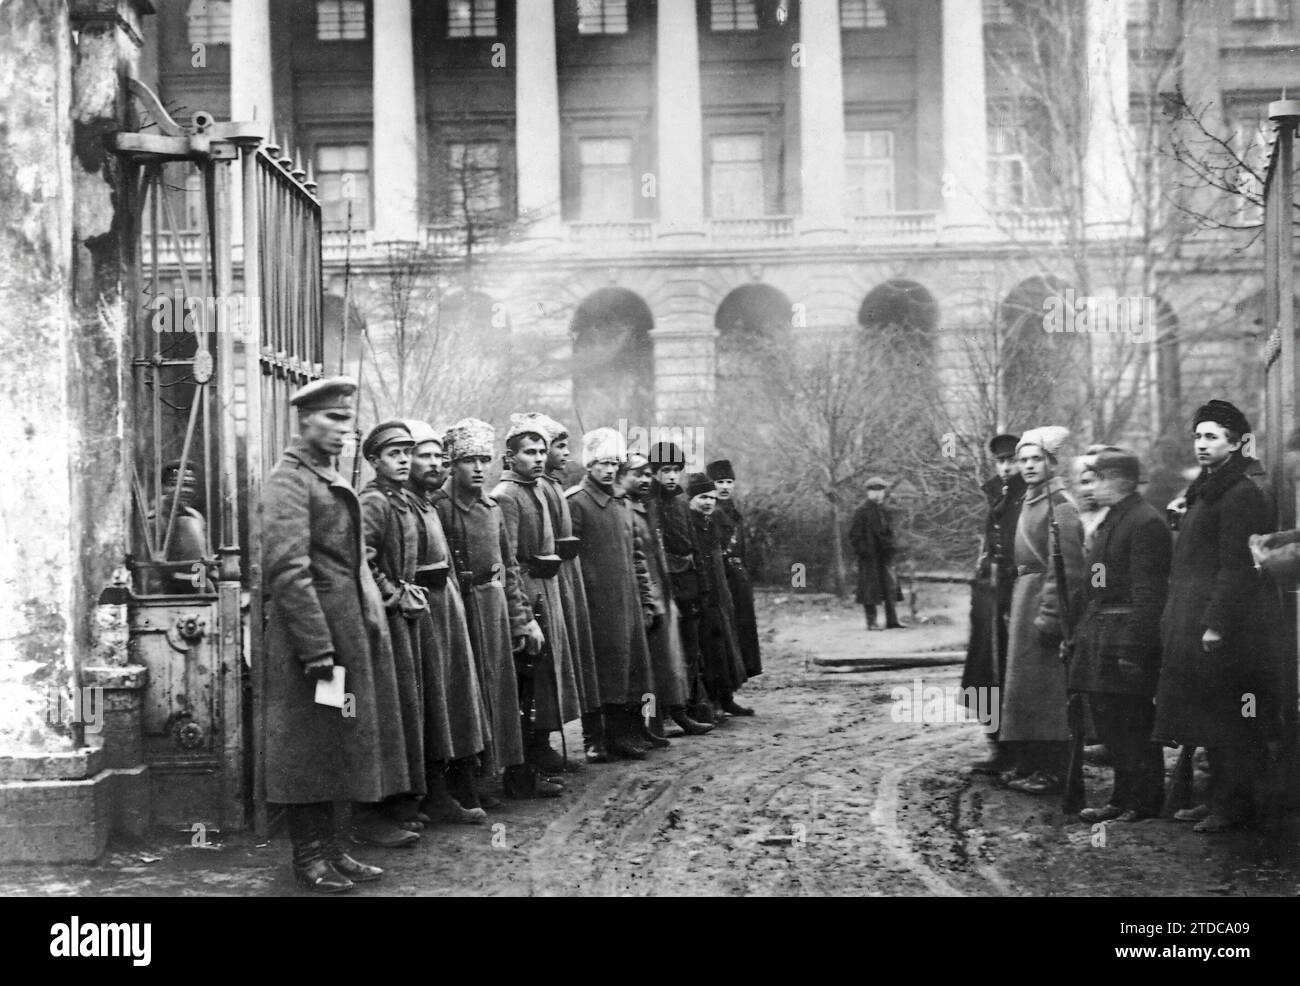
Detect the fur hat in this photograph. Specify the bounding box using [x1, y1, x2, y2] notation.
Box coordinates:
[507, 411, 565, 446]
[1192, 399, 1250, 437]
[404, 419, 442, 446]
[582, 427, 627, 468]
[648, 441, 686, 471]
[686, 473, 716, 499]
[444, 417, 495, 461]
[1016, 426, 1070, 458]
[705, 459, 735, 481]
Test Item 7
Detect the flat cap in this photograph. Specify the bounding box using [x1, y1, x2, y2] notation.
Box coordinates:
[290, 375, 357, 410]
[865, 476, 889, 490]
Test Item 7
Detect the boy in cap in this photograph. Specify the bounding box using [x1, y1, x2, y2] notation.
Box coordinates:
[566, 428, 659, 758]
[707, 459, 762, 680]
[262, 377, 395, 891]
[436, 418, 558, 800]
[849, 477, 905, 630]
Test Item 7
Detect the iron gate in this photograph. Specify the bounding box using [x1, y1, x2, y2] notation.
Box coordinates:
[115, 80, 325, 833]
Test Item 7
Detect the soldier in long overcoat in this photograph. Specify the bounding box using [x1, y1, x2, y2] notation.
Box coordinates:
[685, 473, 752, 718]
[1153, 400, 1281, 832]
[708, 459, 763, 678]
[566, 428, 658, 759]
[261, 377, 393, 892]
[1068, 447, 1171, 822]
[621, 452, 695, 742]
[493, 416, 583, 774]
[1000, 427, 1086, 795]
[357, 422, 429, 837]
[437, 418, 559, 800]
[962, 434, 1025, 772]
[848, 478, 905, 629]
[400, 421, 490, 820]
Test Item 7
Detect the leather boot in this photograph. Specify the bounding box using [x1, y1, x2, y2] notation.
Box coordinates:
[321, 834, 383, 883]
[634, 706, 670, 749]
[350, 804, 420, 848]
[583, 711, 612, 763]
[421, 763, 488, 825]
[292, 838, 354, 893]
[670, 706, 715, 736]
[604, 705, 647, 760]
[720, 692, 754, 716]
[688, 701, 716, 725]
[446, 758, 484, 811]
[528, 731, 572, 775]
[503, 763, 564, 799]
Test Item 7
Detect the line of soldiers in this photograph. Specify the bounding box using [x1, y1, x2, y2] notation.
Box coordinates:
[962, 400, 1283, 832]
[261, 377, 762, 892]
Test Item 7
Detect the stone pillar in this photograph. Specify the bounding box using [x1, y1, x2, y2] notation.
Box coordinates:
[941, 0, 988, 237]
[372, 0, 420, 241]
[656, 0, 705, 240]
[1084, 0, 1131, 233]
[516, 0, 563, 234]
[230, 0, 274, 123]
[652, 270, 717, 444]
[798, 0, 847, 237]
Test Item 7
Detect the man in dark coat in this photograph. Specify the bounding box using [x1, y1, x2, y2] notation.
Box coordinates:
[707, 459, 763, 678]
[849, 477, 905, 630]
[650, 442, 712, 727]
[261, 376, 391, 893]
[686, 473, 752, 719]
[357, 421, 431, 838]
[1068, 447, 1172, 822]
[493, 416, 583, 775]
[566, 427, 658, 758]
[962, 434, 1025, 773]
[1154, 400, 1281, 832]
[437, 418, 558, 800]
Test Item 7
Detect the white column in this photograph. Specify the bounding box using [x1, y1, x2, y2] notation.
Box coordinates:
[516, 1, 563, 234]
[1084, 0, 1132, 233]
[372, 0, 419, 242]
[656, 0, 705, 238]
[941, 0, 988, 236]
[230, 0, 273, 123]
[798, 0, 846, 236]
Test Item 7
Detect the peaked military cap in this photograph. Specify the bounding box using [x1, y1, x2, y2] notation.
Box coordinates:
[361, 420, 414, 459]
[290, 375, 357, 411]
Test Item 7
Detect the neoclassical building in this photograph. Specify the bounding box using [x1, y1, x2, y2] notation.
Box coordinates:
[142, 0, 1300, 455]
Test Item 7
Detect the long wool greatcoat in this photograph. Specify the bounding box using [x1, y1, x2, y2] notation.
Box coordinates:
[402, 485, 487, 764]
[1153, 454, 1281, 747]
[261, 438, 410, 804]
[690, 508, 749, 695]
[492, 474, 583, 730]
[541, 471, 601, 714]
[632, 496, 690, 709]
[1068, 493, 1171, 698]
[713, 499, 763, 677]
[434, 485, 529, 773]
[962, 472, 1026, 703]
[1000, 477, 1086, 743]
[359, 478, 427, 792]
[848, 499, 903, 605]
[566, 475, 656, 705]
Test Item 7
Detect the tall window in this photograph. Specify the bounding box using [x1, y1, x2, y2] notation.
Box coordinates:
[579, 138, 634, 221]
[187, 0, 231, 45]
[447, 141, 502, 216]
[448, 0, 497, 37]
[316, 144, 371, 229]
[982, 0, 1014, 25]
[989, 120, 1028, 208]
[845, 130, 894, 214]
[578, 0, 629, 34]
[841, 0, 887, 29]
[1233, 0, 1282, 20]
[711, 0, 759, 31]
[316, 0, 366, 41]
[183, 172, 205, 230]
[1127, 0, 1150, 24]
[710, 134, 765, 217]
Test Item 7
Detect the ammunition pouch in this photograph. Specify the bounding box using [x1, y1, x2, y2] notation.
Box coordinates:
[414, 563, 450, 592]
[527, 554, 562, 579]
[554, 536, 581, 561]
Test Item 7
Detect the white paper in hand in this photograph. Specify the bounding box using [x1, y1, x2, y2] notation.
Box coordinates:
[314, 666, 346, 708]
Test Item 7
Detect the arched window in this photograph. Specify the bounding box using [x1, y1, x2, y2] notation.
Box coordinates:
[570, 288, 655, 427]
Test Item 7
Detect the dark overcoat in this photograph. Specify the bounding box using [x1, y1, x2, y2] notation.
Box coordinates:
[434, 486, 527, 772]
[493, 475, 583, 730]
[359, 479, 427, 792]
[962, 473, 1025, 704]
[541, 471, 601, 714]
[690, 509, 749, 694]
[405, 486, 488, 764]
[848, 499, 902, 605]
[1153, 454, 1281, 747]
[1068, 493, 1171, 697]
[632, 497, 690, 708]
[1001, 477, 1086, 742]
[566, 476, 655, 705]
[261, 438, 410, 804]
[714, 499, 763, 677]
